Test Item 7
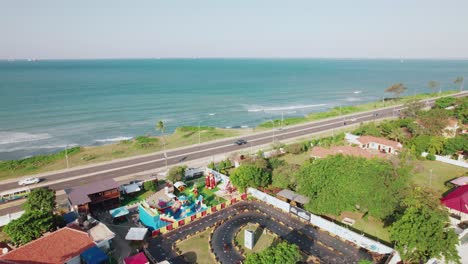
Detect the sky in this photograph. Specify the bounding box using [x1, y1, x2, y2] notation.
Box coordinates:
[1, 0, 468, 59]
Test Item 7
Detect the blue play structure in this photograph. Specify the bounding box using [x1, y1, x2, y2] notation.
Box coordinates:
[139, 194, 207, 230]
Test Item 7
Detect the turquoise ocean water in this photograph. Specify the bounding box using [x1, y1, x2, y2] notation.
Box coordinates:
[0, 59, 467, 160]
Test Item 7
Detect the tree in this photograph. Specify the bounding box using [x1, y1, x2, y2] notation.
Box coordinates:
[417, 108, 450, 136]
[167, 165, 187, 182]
[454, 76, 464, 92]
[435, 97, 456, 109]
[388, 128, 406, 143]
[230, 165, 271, 192]
[23, 187, 56, 213]
[244, 241, 301, 264]
[401, 99, 424, 119]
[454, 97, 468, 124]
[442, 135, 468, 156]
[353, 122, 382, 137]
[143, 180, 157, 192]
[385, 83, 407, 98]
[4, 210, 55, 245]
[296, 155, 409, 219]
[428, 80, 440, 94]
[389, 188, 460, 264]
[156, 120, 168, 167]
[272, 163, 300, 189]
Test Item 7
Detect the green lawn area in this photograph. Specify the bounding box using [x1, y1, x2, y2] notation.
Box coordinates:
[177, 227, 216, 264]
[411, 160, 467, 194]
[235, 224, 277, 253]
[279, 152, 311, 166]
[121, 189, 154, 207]
[176, 178, 226, 207]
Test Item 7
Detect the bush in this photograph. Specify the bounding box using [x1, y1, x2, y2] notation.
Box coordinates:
[285, 143, 307, 154]
[143, 180, 157, 192]
[134, 136, 159, 149]
[426, 153, 436, 161]
[167, 165, 187, 182]
[435, 97, 456, 109]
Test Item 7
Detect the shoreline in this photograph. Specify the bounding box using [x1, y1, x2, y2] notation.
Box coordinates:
[0, 91, 461, 180]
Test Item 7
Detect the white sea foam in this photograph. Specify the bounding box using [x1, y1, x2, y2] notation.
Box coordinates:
[344, 97, 362, 102]
[208, 113, 216, 116]
[0, 143, 78, 153]
[353, 90, 362, 94]
[241, 125, 249, 128]
[247, 104, 327, 113]
[95, 136, 133, 143]
[0, 131, 51, 145]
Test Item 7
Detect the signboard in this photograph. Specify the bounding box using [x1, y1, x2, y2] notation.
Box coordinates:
[244, 230, 254, 250]
[290, 206, 311, 221]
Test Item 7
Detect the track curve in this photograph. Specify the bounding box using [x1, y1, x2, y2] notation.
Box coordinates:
[147, 201, 376, 264]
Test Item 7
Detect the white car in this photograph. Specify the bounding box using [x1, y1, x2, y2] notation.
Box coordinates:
[18, 177, 40, 186]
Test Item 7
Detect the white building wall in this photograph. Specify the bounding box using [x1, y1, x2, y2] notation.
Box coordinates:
[65, 255, 80, 264]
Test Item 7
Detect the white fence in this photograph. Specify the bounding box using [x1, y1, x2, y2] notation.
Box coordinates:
[247, 187, 291, 212]
[247, 188, 396, 255]
[0, 210, 24, 227]
[422, 152, 468, 168]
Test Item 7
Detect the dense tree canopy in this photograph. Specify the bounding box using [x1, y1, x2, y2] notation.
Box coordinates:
[442, 135, 468, 155]
[296, 155, 409, 219]
[435, 97, 456, 109]
[23, 187, 56, 213]
[389, 188, 460, 264]
[272, 163, 300, 189]
[230, 164, 270, 192]
[454, 97, 468, 124]
[417, 108, 450, 136]
[4, 210, 55, 245]
[167, 165, 187, 182]
[244, 241, 301, 264]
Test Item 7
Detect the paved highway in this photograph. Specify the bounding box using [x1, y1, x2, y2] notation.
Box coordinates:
[147, 201, 376, 264]
[1, 93, 466, 197]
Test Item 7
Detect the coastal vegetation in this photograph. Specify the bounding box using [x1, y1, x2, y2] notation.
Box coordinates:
[0, 91, 461, 181]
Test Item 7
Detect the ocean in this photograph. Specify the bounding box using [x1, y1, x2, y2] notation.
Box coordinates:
[1, 59, 467, 160]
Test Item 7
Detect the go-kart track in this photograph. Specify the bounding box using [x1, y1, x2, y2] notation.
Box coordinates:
[147, 200, 383, 264]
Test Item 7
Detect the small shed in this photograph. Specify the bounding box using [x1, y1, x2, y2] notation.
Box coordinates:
[123, 183, 141, 194]
[174, 181, 186, 191]
[450, 176, 468, 187]
[124, 252, 149, 264]
[125, 227, 149, 241]
[277, 189, 310, 207]
[80, 246, 108, 264]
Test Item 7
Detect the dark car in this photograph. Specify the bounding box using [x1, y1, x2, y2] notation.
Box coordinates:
[234, 139, 247, 145]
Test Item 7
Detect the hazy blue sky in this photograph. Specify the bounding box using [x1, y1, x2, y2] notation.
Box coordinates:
[1, 0, 468, 59]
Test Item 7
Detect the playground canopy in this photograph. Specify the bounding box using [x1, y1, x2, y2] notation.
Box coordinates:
[124, 252, 149, 264]
[109, 206, 130, 218]
[80, 246, 108, 264]
[125, 227, 148, 241]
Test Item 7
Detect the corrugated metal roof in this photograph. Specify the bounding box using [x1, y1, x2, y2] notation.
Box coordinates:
[65, 179, 119, 206]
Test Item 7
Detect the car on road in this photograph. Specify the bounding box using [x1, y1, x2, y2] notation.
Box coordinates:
[18, 177, 40, 186]
[350, 118, 357, 122]
[234, 139, 248, 145]
[129, 180, 143, 187]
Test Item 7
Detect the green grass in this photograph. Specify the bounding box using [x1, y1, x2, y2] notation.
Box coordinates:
[257, 91, 458, 129]
[0, 127, 250, 181]
[177, 227, 216, 264]
[121, 189, 155, 207]
[411, 160, 467, 194]
[279, 152, 312, 166]
[235, 224, 277, 253]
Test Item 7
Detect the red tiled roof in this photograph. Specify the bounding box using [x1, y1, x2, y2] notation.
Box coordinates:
[357, 136, 402, 149]
[310, 146, 386, 159]
[0, 227, 95, 264]
[441, 185, 468, 214]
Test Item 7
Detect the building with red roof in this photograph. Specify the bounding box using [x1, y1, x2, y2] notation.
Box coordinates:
[0, 227, 95, 264]
[441, 185, 468, 221]
[310, 146, 386, 159]
[354, 135, 402, 154]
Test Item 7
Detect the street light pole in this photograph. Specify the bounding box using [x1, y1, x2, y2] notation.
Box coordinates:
[65, 145, 69, 169]
[429, 169, 433, 187]
[198, 120, 201, 145]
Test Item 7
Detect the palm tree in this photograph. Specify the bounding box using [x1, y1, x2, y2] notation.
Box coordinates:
[454, 76, 464, 92]
[428, 80, 440, 94]
[155, 120, 168, 168]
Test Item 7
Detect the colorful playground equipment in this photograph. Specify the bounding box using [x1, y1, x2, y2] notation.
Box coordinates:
[205, 173, 217, 189]
[139, 192, 207, 230]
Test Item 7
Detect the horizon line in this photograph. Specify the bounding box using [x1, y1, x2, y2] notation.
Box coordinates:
[2, 56, 468, 61]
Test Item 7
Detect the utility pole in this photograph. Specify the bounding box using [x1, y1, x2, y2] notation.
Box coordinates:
[65, 145, 69, 169]
[281, 112, 284, 130]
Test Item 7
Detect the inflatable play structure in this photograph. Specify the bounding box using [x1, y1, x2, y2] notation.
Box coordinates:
[139, 192, 207, 231]
[205, 173, 218, 189]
